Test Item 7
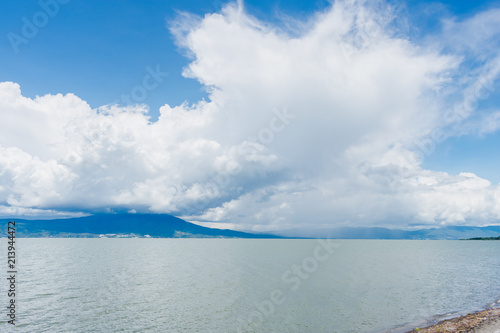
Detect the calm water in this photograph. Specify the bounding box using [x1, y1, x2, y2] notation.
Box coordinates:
[1, 239, 499, 332]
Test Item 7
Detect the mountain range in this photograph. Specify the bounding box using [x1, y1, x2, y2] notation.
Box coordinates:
[1, 214, 500, 239]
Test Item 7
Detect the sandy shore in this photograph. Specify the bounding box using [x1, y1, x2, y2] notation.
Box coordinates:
[405, 308, 500, 333]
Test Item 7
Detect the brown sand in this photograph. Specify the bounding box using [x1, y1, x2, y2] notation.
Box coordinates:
[405, 308, 500, 333]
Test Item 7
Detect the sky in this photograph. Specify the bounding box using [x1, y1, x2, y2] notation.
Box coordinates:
[1, 0, 500, 234]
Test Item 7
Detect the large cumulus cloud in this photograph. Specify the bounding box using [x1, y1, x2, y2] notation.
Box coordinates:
[1, 0, 500, 232]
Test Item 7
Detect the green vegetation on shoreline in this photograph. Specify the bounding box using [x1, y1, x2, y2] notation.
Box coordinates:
[461, 236, 500, 240]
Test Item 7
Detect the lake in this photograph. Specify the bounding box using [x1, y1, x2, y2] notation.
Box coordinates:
[1, 239, 499, 332]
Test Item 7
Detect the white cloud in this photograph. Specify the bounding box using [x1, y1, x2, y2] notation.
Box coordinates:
[1, 1, 500, 232]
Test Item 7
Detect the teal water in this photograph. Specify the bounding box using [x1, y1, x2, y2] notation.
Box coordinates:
[1, 239, 499, 332]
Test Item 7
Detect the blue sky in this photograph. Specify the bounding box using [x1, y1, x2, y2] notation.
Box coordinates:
[1, 0, 500, 232]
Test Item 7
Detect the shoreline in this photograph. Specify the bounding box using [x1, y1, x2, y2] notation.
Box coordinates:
[404, 308, 500, 333]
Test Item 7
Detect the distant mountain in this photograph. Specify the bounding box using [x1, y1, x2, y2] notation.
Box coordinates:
[0, 214, 280, 238]
[273, 225, 500, 240]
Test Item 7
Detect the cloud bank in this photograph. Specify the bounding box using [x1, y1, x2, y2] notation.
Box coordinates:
[1, 0, 500, 231]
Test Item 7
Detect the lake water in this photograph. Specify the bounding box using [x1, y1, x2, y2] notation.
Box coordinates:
[1, 239, 499, 332]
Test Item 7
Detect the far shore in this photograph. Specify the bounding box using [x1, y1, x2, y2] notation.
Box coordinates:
[405, 308, 500, 333]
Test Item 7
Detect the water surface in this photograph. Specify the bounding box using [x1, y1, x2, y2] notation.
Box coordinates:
[1, 239, 499, 332]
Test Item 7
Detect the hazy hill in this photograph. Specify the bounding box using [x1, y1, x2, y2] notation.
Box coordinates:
[273, 225, 500, 239]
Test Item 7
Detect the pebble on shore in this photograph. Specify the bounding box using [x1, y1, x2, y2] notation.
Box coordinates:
[406, 308, 500, 333]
